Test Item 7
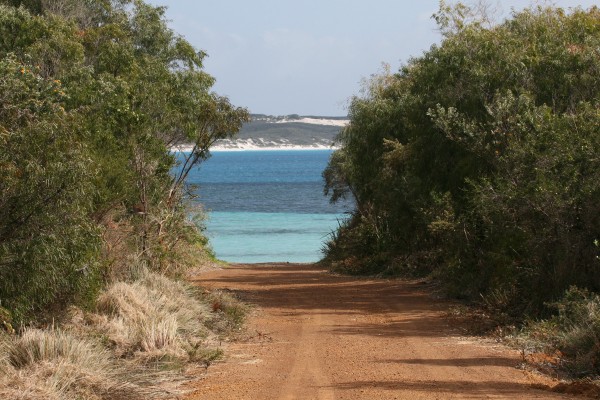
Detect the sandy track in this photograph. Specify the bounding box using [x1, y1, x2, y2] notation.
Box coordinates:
[187, 263, 576, 400]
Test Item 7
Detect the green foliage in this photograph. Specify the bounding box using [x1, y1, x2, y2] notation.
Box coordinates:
[0, 0, 41, 15]
[0, 1, 248, 325]
[323, 148, 355, 204]
[0, 54, 101, 322]
[324, 3, 600, 319]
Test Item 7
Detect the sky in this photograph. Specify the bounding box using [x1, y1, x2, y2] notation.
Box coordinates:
[146, 0, 599, 116]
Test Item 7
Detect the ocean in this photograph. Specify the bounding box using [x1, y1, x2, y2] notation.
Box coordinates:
[183, 150, 352, 263]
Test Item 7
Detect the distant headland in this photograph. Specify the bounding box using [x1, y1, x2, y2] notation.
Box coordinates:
[174, 114, 348, 151]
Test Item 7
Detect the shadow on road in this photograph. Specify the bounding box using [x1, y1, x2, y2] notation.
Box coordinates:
[194, 263, 454, 340]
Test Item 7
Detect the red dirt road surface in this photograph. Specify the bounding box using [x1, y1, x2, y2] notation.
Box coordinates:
[187, 263, 578, 400]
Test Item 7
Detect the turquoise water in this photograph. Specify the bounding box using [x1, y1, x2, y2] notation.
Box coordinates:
[182, 150, 351, 263]
[206, 212, 343, 263]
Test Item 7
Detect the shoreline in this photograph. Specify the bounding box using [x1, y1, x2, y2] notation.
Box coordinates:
[171, 144, 339, 152]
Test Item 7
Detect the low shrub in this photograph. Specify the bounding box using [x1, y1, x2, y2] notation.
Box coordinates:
[519, 287, 600, 377]
[201, 289, 248, 334]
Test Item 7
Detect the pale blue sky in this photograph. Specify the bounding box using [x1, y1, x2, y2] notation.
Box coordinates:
[147, 1, 599, 116]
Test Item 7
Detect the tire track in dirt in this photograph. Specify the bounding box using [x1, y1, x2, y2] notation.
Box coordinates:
[186, 263, 579, 400]
[279, 310, 335, 400]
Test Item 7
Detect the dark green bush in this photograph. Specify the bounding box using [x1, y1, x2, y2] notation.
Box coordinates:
[0, 55, 102, 322]
[323, 4, 600, 317]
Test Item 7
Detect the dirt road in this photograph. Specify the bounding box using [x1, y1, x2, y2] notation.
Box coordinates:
[187, 263, 576, 400]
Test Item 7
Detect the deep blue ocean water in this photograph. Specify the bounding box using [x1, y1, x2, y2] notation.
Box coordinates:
[182, 150, 352, 263]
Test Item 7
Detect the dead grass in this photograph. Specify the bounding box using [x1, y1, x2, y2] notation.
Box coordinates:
[0, 328, 144, 400]
[92, 269, 212, 362]
[0, 266, 248, 399]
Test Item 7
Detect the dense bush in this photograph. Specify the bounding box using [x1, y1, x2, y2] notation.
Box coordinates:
[0, 54, 101, 321]
[0, 1, 248, 324]
[324, 3, 600, 317]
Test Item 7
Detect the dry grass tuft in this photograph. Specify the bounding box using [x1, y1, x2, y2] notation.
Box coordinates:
[93, 270, 211, 361]
[6, 327, 111, 369]
[0, 268, 247, 398]
[0, 328, 143, 400]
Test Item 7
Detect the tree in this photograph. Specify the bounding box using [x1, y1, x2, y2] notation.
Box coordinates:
[0, 0, 249, 323]
[0, 53, 100, 321]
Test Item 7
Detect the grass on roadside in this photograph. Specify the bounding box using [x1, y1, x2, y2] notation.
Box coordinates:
[200, 289, 248, 335]
[92, 269, 212, 363]
[514, 287, 600, 379]
[0, 328, 145, 400]
[0, 266, 248, 399]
